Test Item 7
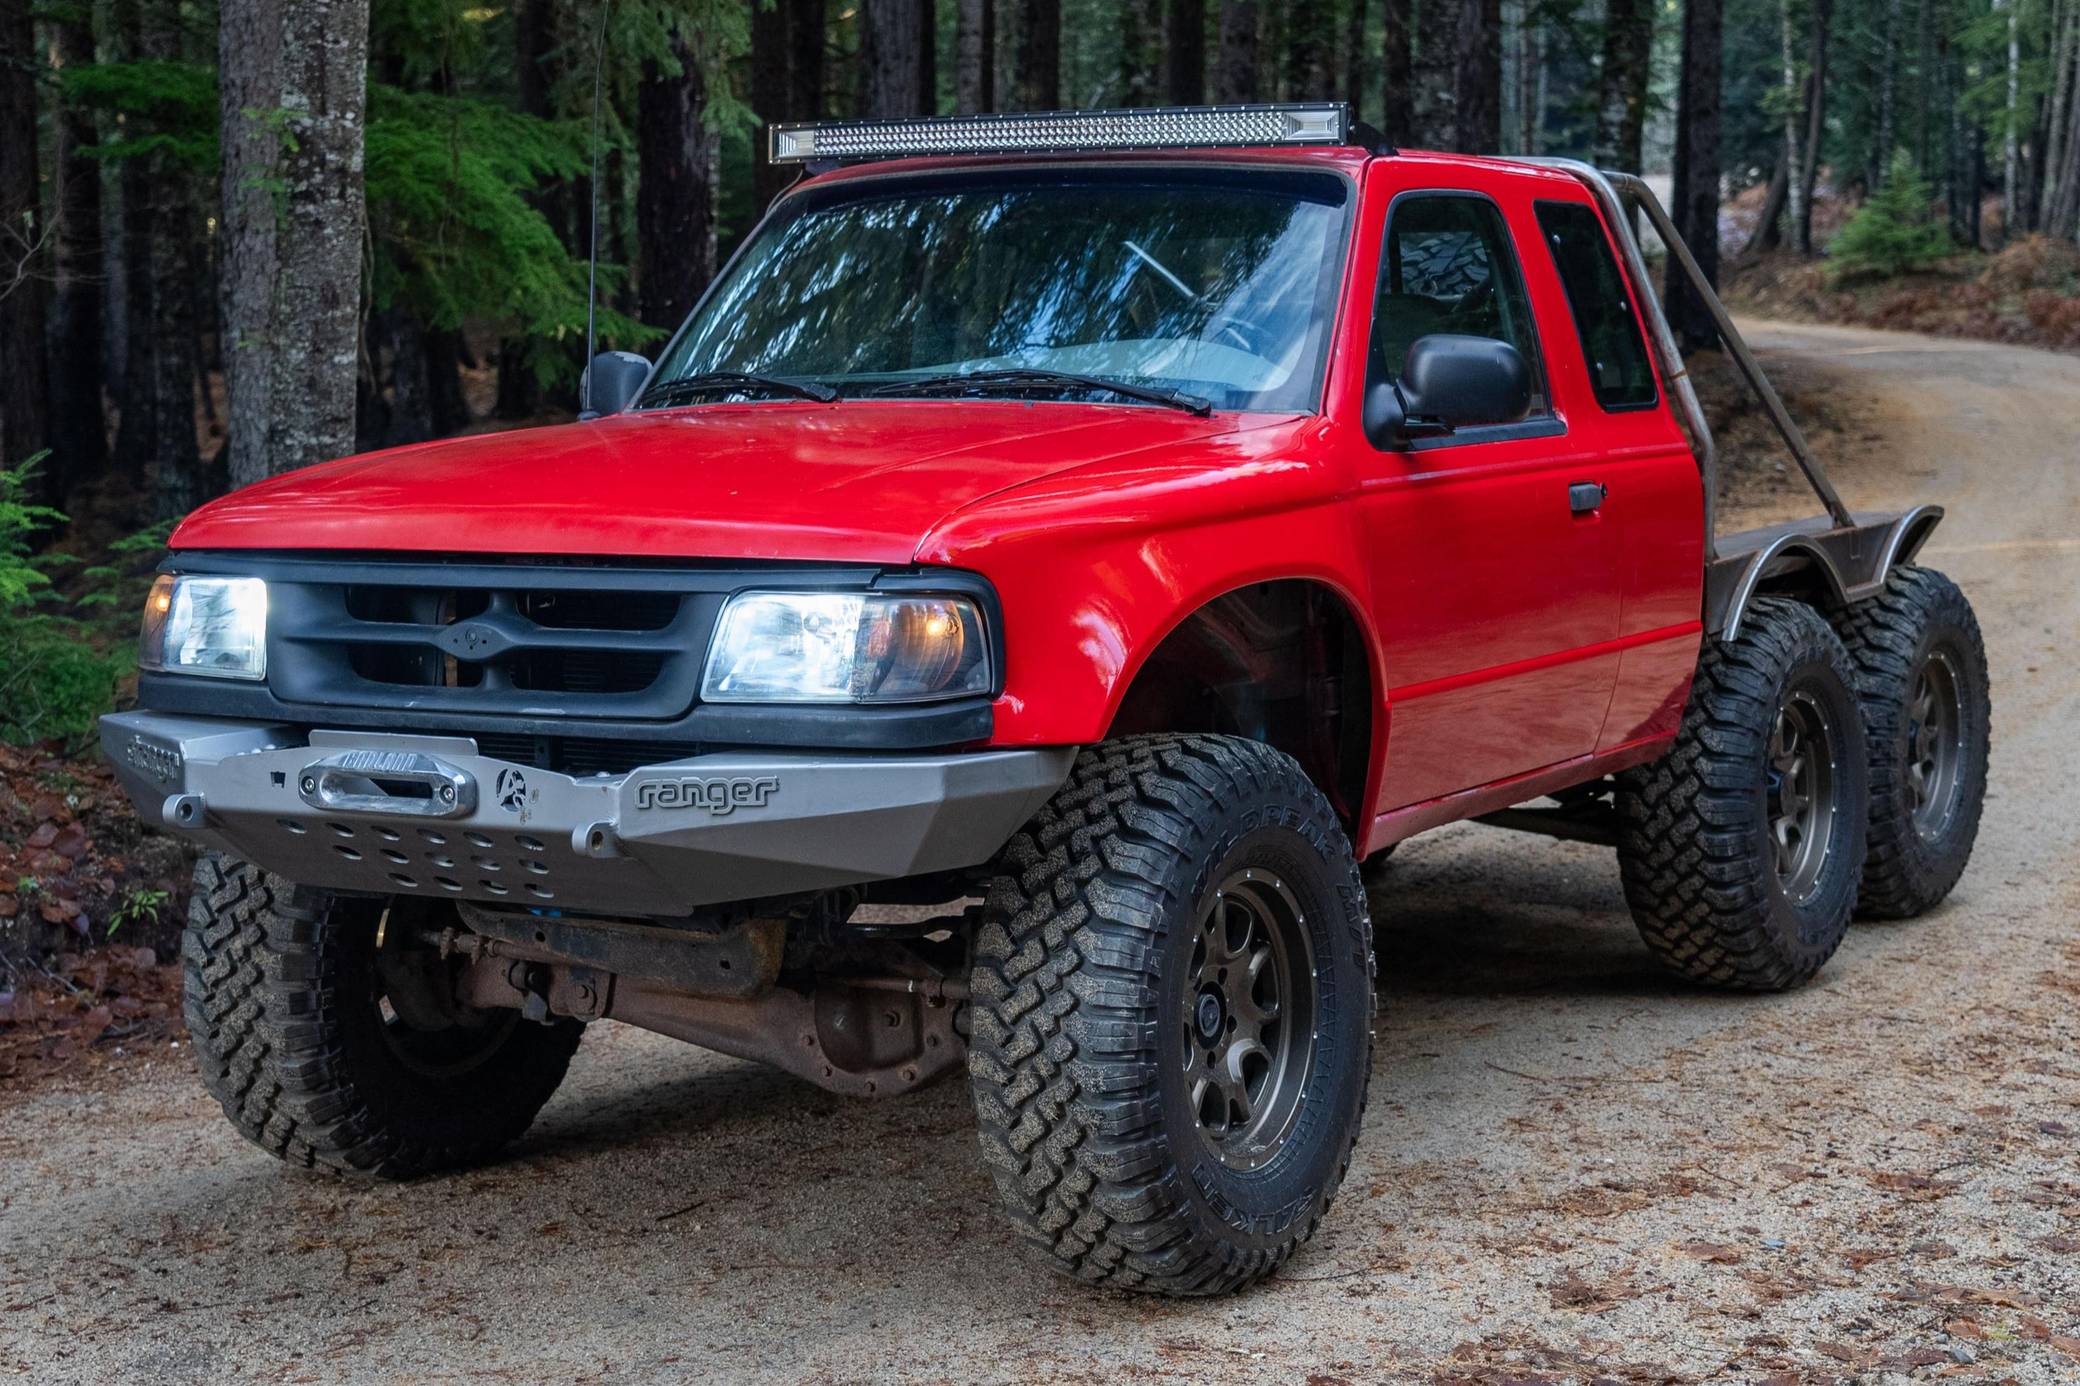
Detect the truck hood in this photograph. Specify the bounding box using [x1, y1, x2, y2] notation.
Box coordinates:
[172, 402, 1277, 564]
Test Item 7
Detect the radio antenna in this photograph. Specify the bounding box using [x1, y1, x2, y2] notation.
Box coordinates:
[581, 0, 612, 413]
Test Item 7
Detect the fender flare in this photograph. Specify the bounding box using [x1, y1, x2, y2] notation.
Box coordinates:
[1710, 505, 1945, 640]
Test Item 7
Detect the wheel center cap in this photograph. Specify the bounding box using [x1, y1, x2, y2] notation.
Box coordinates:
[1195, 991, 1225, 1041]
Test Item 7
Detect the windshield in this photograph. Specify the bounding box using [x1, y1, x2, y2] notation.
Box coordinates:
[650, 168, 1352, 414]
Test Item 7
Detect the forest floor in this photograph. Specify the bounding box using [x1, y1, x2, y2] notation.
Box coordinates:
[1723, 236, 2080, 354]
[2, 319, 2077, 1384]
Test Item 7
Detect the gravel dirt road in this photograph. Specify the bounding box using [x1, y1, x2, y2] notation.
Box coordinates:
[3, 320, 2076, 1385]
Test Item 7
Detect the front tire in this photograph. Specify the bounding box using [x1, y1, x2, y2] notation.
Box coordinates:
[968, 735, 1375, 1296]
[1835, 565, 1991, 919]
[1615, 598, 1868, 990]
[183, 855, 583, 1178]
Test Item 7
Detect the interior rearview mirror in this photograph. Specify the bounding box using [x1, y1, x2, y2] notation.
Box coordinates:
[1365, 334, 1533, 449]
[581, 351, 653, 419]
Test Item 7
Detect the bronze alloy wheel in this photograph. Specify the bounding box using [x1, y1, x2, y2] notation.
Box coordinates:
[1617, 596, 1867, 991]
[1767, 688, 1842, 904]
[1182, 868, 1316, 1173]
[1835, 565, 1991, 919]
[1904, 651, 1965, 840]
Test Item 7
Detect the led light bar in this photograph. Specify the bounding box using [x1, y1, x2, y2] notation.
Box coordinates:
[769, 103, 1351, 165]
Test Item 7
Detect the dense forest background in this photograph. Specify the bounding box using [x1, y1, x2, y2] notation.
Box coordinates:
[0, 0, 2077, 746]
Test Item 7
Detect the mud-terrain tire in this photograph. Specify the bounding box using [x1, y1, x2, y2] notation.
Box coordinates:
[968, 735, 1375, 1296]
[1615, 597, 1868, 990]
[183, 855, 582, 1178]
[1834, 565, 1991, 919]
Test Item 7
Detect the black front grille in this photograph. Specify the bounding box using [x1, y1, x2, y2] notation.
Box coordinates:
[265, 565, 731, 722]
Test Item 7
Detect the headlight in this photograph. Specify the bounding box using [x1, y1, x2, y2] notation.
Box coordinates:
[139, 575, 268, 680]
[702, 592, 991, 703]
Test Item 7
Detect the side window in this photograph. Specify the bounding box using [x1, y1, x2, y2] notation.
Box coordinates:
[1535, 200, 1657, 410]
[1370, 195, 1547, 414]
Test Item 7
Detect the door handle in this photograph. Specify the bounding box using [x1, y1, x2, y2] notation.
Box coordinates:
[1568, 481, 1607, 514]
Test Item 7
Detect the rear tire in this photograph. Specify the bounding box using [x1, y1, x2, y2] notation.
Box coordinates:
[1615, 598, 1868, 990]
[968, 735, 1375, 1295]
[1834, 565, 1991, 919]
[183, 855, 582, 1178]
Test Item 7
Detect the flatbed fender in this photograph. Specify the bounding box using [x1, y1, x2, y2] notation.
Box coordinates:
[1707, 505, 1945, 639]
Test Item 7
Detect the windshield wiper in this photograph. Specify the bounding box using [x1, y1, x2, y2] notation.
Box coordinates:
[639, 371, 838, 407]
[865, 369, 1212, 417]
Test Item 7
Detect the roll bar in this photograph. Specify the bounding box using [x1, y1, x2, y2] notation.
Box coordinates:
[1521, 159, 1858, 559]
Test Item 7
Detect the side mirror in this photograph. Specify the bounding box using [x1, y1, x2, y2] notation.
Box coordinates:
[580, 351, 652, 419]
[1365, 334, 1532, 449]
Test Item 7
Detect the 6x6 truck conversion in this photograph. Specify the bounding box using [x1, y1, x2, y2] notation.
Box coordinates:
[102, 105, 1991, 1296]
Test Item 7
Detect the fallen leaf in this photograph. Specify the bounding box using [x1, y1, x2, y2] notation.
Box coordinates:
[1678, 1241, 1744, 1263]
[1868, 1170, 1962, 1200]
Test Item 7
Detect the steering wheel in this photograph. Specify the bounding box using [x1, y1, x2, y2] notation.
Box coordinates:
[1446, 275, 1498, 327]
[1212, 315, 1277, 358]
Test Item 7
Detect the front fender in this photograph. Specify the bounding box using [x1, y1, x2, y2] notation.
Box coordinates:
[916, 422, 1383, 749]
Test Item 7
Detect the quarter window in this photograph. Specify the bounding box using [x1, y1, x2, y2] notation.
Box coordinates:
[1535, 201, 1657, 410]
[1370, 195, 1547, 414]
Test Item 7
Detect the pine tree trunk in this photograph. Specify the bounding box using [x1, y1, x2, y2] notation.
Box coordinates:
[1780, 0, 1804, 244]
[2001, 0, 2019, 240]
[1121, 0, 1162, 103]
[2050, 88, 2080, 236]
[219, 0, 369, 491]
[1214, 1, 1261, 102]
[1595, 0, 1654, 171]
[47, 7, 107, 493]
[425, 327, 470, 437]
[958, 0, 996, 111]
[2046, 0, 2080, 232]
[0, 0, 51, 481]
[1793, 0, 1830, 254]
[1284, 0, 1334, 98]
[790, 0, 828, 119]
[637, 31, 720, 331]
[114, 0, 200, 513]
[1345, 0, 1368, 118]
[862, 0, 928, 116]
[1168, 0, 1206, 104]
[1745, 156, 1790, 255]
[1013, 0, 1060, 109]
[1514, 0, 1540, 153]
[2039, 0, 2073, 219]
[1874, 0, 1897, 186]
[752, 0, 793, 207]
[1410, 0, 1457, 146]
[1451, 0, 1503, 153]
[1259, 1, 1285, 97]
[496, 0, 558, 421]
[1381, 0, 1414, 140]
[1668, 0, 1724, 352]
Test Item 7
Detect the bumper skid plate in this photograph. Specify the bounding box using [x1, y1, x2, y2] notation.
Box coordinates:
[101, 711, 1072, 916]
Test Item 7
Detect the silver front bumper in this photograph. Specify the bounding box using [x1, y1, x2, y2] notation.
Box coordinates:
[100, 711, 1072, 915]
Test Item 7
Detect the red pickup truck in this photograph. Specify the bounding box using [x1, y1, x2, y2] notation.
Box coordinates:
[101, 105, 1989, 1296]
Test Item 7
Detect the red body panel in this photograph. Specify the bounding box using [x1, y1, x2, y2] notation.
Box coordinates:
[168, 146, 1705, 854]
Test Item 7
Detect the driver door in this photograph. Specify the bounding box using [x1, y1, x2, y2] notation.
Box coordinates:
[1352, 171, 1624, 811]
